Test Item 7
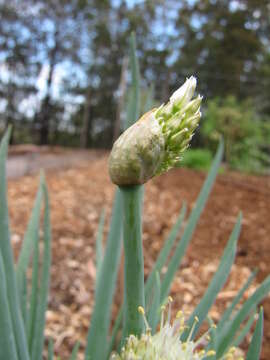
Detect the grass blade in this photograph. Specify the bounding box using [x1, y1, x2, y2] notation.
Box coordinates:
[148, 272, 161, 331]
[160, 140, 224, 301]
[232, 310, 256, 348]
[145, 203, 186, 306]
[48, 339, 54, 360]
[69, 342, 80, 360]
[96, 209, 105, 285]
[246, 308, 263, 360]
[218, 269, 257, 330]
[21, 271, 28, 326]
[85, 189, 123, 360]
[106, 307, 123, 357]
[183, 214, 241, 341]
[16, 178, 43, 298]
[27, 236, 40, 350]
[31, 177, 51, 360]
[125, 32, 140, 129]
[0, 251, 19, 360]
[0, 128, 30, 359]
[217, 275, 270, 357]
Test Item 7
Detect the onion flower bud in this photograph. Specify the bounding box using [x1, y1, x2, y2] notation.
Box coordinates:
[109, 76, 202, 186]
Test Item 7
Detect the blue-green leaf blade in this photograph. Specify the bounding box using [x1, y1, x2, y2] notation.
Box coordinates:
[184, 214, 241, 341]
[0, 251, 19, 360]
[48, 339, 54, 360]
[161, 140, 224, 301]
[16, 178, 43, 295]
[31, 177, 51, 360]
[69, 342, 80, 360]
[246, 308, 263, 360]
[96, 208, 105, 286]
[27, 236, 40, 351]
[148, 272, 161, 331]
[218, 269, 257, 331]
[85, 189, 123, 360]
[0, 128, 30, 359]
[145, 203, 186, 306]
[217, 275, 270, 357]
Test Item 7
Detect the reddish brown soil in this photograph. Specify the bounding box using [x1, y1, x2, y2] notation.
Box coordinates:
[7, 150, 270, 359]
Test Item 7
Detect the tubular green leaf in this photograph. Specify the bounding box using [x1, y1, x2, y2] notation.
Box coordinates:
[183, 214, 241, 341]
[31, 178, 51, 360]
[0, 128, 30, 360]
[85, 189, 123, 360]
[48, 339, 54, 360]
[147, 272, 161, 331]
[27, 236, 40, 351]
[217, 269, 257, 330]
[121, 185, 145, 339]
[232, 310, 256, 348]
[246, 308, 263, 360]
[108, 202, 186, 354]
[95, 208, 105, 286]
[69, 342, 80, 360]
[160, 140, 224, 301]
[217, 275, 270, 357]
[0, 251, 18, 360]
[145, 203, 186, 306]
[16, 178, 43, 298]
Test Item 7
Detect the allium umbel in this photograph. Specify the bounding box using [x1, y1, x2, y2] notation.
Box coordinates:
[109, 76, 202, 185]
[111, 299, 244, 360]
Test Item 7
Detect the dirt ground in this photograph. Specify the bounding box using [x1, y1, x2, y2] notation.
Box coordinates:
[7, 148, 270, 359]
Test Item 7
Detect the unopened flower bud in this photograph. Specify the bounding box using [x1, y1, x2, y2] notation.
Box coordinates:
[109, 76, 202, 186]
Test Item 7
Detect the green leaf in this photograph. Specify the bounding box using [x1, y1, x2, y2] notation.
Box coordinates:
[85, 189, 123, 360]
[69, 342, 80, 360]
[27, 235, 40, 351]
[0, 128, 30, 359]
[108, 202, 186, 354]
[148, 272, 161, 331]
[160, 140, 224, 301]
[21, 271, 28, 326]
[48, 339, 54, 360]
[125, 32, 140, 129]
[31, 177, 51, 360]
[96, 208, 105, 286]
[218, 269, 257, 330]
[106, 307, 123, 358]
[246, 308, 263, 360]
[184, 214, 241, 341]
[121, 185, 145, 339]
[0, 251, 19, 360]
[145, 203, 186, 307]
[16, 177, 43, 298]
[232, 310, 256, 348]
[217, 275, 270, 357]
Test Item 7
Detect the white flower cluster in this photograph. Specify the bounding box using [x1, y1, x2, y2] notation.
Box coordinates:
[111, 298, 244, 360]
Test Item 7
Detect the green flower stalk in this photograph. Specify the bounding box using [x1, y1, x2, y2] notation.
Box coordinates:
[111, 299, 244, 360]
[109, 76, 202, 186]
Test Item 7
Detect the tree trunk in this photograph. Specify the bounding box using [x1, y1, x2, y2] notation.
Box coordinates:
[39, 31, 58, 145]
[80, 87, 92, 148]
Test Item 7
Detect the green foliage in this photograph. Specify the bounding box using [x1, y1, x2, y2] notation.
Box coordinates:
[202, 96, 270, 173]
[0, 128, 51, 360]
[181, 148, 213, 170]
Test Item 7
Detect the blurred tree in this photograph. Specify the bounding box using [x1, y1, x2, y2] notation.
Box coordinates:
[173, 0, 269, 99]
[0, 1, 41, 143]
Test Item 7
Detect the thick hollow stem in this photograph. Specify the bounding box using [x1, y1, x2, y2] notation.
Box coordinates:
[120, 185, 145, 340]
